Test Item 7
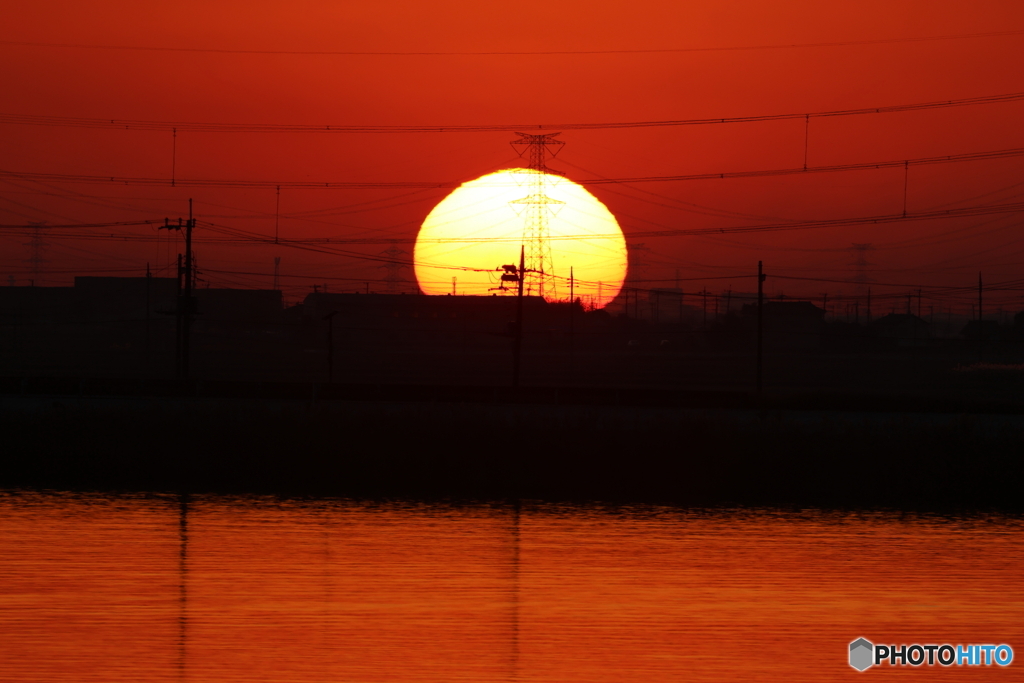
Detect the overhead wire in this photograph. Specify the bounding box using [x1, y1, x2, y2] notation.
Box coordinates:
[5, 145, 1022, 190]
[4, 27, 1024, 56]
[2, 91, 1022, 133]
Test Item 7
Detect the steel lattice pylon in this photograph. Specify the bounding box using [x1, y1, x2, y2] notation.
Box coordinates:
[379, 241, 410, 293]
[510, 132, 565, 298]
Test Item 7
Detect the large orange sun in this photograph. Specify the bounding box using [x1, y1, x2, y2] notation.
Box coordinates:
[414, 169, 627, 308]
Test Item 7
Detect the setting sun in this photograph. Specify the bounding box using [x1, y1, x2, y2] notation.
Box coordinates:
[414, 169, 627, 308]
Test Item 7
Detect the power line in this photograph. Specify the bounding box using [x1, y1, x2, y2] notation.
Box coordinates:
[3, 144, 1023, 190]
[4, 200, 1021, 249]
[622, 201, 1024, 240]
[2, 28, 1022, 56]
[582, 147, 1024, 185]
[0, 219, 164, 229]
[3, 91, 1023, 133]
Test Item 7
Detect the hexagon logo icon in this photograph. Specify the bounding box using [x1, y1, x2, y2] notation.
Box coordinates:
[849, 638, 874, 671]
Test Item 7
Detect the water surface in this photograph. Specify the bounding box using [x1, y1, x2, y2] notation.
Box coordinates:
[1, 492, 1021, 682]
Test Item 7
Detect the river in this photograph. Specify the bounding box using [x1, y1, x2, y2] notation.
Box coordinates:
[1, 491, 1020, 681]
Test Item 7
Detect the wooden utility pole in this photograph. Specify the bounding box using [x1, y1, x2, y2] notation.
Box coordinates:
[513, 246, 526, 388]
[569, 267, 575, 381]
[161, 200, 196, 379]
[174, 254, 182, 370]
[182, 201, 194, 378]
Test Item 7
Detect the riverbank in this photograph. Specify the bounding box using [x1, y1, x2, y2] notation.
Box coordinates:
[3, 389, 1021, 511]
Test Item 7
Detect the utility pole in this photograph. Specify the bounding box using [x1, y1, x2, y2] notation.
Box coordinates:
[160, 200, 196, 379]
[182, 201, 195, 379]
[496, 247, 535, 388]
[757, 261, 766, 396]
[273, 257, 281, 292]
[917, 289, 922, 318]
[513, 246, 526, 388]
[324, 310, 338, 383]
[569, 267, 576, 381]
[175, 254, 182, 367]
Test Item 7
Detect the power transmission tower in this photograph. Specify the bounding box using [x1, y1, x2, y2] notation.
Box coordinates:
[510, 132, 564, 299]
[25, 221, 48, 285]
[625, 242, 650, 318]
[849, 243, 875, 286]
[379, 242, 410, 293]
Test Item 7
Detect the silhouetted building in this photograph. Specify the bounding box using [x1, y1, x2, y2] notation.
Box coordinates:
[961, 319, 1001, 341]
[300, 292, 559, 345]
[872, 313, 930, 347]
[196, 288, 282, 323]
[742, 299, 825, 350]
[74, 277, 177, 322]
[0, 285, 76, 325]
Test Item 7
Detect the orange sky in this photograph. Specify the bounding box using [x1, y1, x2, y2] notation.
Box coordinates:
[2, 1, 1024, 312]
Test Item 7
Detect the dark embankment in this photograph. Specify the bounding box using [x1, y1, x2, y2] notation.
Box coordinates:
[3, 393, 1022, 512]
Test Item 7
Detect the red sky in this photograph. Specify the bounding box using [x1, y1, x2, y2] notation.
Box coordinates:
[2, 0, 1024, 314]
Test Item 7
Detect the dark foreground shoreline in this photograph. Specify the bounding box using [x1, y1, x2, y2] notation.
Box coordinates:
[3, 376, 1023, 512]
